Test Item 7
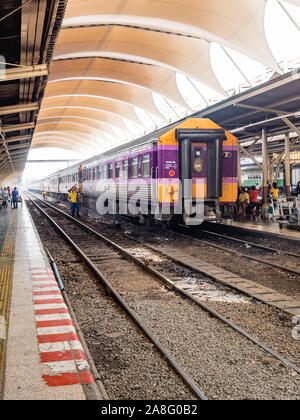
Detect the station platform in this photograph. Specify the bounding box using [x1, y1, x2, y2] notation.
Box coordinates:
[0, 202, 100, 400]
[221, 217, 300, 241]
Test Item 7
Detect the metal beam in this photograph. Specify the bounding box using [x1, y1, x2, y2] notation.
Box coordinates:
[10, 149, 28, 156]
[0, 103, 39, 116]
[198, 71, 300, 119]
[285, 133, 291, 198]
[0, 64, 48, 83]
[234, 103, 300, 137]
[1, 122, 35, 133]
[234, 102, 295, 116]
[239, 145, 263, 170]
[4, 135, 31, 143]
[280, 117, 300, 138]
[223, 93, 300, 124]
[262, 128, 269, 205]
[1, 143, 30, 152]
[0, 165, 8, 173]
[230, 113, 300, 134]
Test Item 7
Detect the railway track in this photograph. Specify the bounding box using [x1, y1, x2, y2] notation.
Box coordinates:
[197, 226, 300, 259]
[27, 196, 206, 400]
[29, 194, 300, 312]
[202, 222, 300, 254]
[26, 194, 300, 400]
[172, 225, 300, 277]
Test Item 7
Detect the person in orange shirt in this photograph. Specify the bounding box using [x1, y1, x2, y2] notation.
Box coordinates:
[249, 186, 261, 215]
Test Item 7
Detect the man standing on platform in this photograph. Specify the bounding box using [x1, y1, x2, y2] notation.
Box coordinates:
[12, 187, 19, 209]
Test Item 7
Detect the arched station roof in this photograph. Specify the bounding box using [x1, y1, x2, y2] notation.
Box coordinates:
[32, 0, 300, 154]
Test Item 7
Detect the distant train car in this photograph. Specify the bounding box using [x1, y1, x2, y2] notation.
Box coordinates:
[242, 163, 300, 190]
[292, 163, 300, 187]
[242, 166, 285, 188]
[29, 118, 239, 225]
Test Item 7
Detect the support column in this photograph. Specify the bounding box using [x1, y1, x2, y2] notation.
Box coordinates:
[268, 155, 273, 185]
[262, 128, 269, 205]
[238, 145, 242, 189]
[285, 133, 291, 198]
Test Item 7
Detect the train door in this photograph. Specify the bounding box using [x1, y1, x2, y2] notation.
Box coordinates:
[191, 143, 206, 199]
[78, 164, 83, 195]
[176, 128, 227, 202]
[151, 145, 159, 204]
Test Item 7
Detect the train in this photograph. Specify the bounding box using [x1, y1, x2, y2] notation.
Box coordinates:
[28, 118, 239, 226]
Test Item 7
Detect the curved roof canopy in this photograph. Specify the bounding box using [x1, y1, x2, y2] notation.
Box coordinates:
[33, 0, 300, 154]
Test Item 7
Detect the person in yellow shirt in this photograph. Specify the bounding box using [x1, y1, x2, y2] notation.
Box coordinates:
[271, 182, 279, 202]
[239, 188, 250, 217]
[68, 186, 80, 217]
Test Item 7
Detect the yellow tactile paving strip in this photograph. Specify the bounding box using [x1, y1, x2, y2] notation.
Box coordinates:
[0, 211, 18, 399]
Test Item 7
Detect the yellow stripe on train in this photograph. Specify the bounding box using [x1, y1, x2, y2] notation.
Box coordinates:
[158, 181, 237, 204]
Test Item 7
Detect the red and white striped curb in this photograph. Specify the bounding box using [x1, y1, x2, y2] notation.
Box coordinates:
[31, 268, 95, 387]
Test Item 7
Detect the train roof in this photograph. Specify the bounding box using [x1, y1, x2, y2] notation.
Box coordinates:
[37, 117, 191, 180]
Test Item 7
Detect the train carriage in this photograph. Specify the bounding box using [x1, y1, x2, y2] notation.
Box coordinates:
[29, 118, 239, 225]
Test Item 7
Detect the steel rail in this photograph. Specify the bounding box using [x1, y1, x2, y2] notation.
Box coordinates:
[173, 227, 300, 277]
[205, 222, 300, 244]
[28, 194, 300, 376]
[27, 195, 208, 401]
[46, 249, 109, 401]
[196, 227, 300, 259]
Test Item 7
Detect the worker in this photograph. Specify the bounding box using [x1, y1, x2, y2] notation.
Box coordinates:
[239, 188, 250, 217]
[12, 187, 19, 209]
[271, 182, 279, 202]
[249, 186, 260, 215]
[1, 188, 8, 210]
[42, 191, 47, 200]
[68, 186, 80, 218]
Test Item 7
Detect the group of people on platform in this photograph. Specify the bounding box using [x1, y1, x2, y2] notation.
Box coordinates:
[0, 186, 20, 211]
[238, 182, 279, 217]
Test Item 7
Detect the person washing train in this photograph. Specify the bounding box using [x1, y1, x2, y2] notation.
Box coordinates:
[68, 186, 81, 218]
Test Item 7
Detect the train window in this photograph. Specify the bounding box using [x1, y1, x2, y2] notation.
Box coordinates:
[142, 155, 150, 177]
[108, 163, 114, 179]
[131, 157, 138, 178]
[104, 165, 108, 179]
[97, 167, 101, 180]
[193, 148, 203, 173]
[123, 160, 128, 179]
[93, 167, 96, 181]
[115, 162, 120, 178]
